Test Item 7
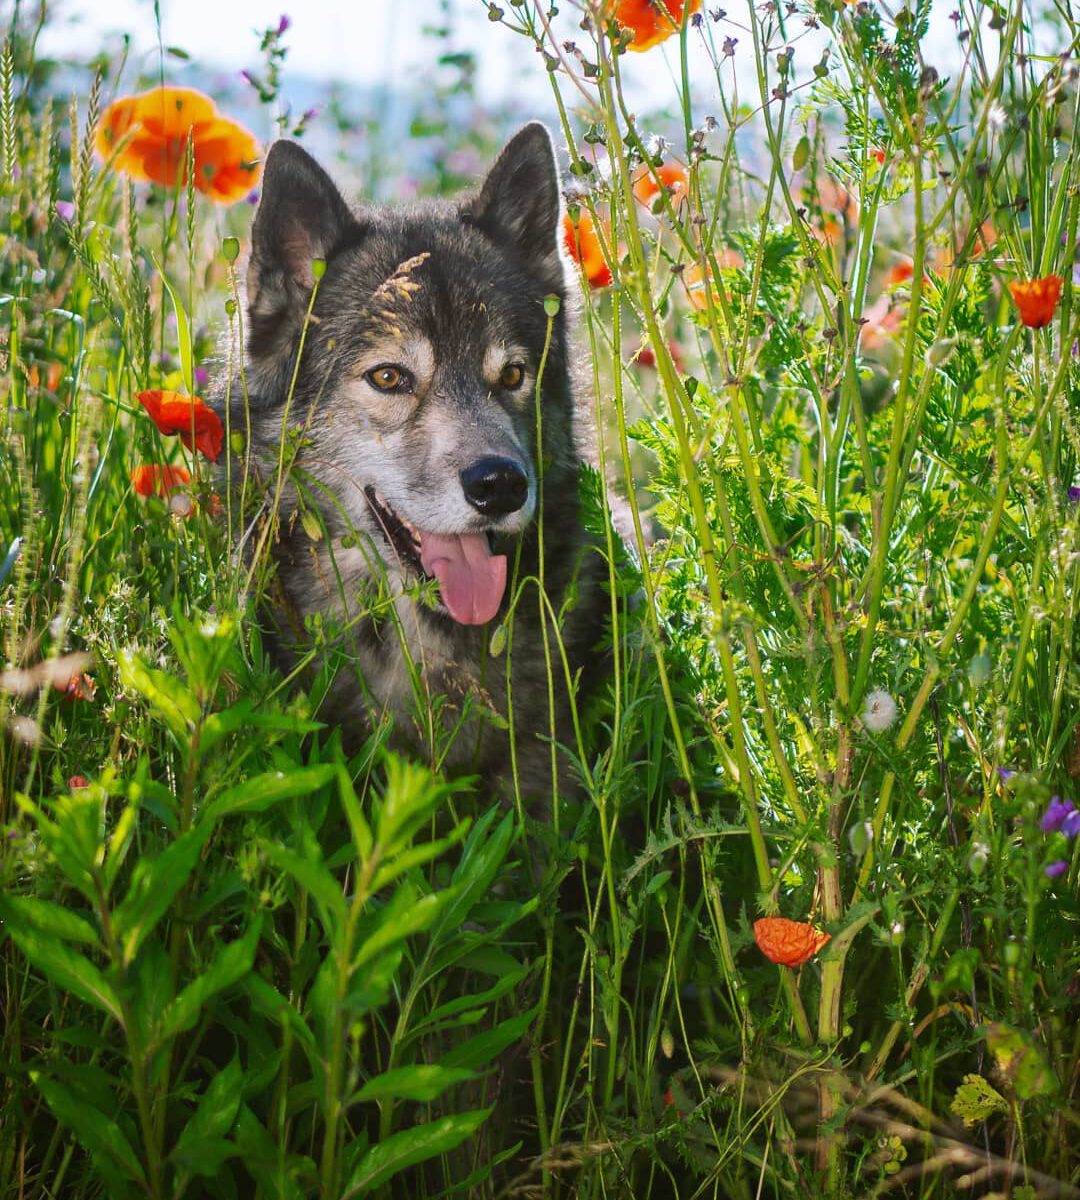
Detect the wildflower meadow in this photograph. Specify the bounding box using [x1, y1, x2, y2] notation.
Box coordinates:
[1, 0, 1078, 1197]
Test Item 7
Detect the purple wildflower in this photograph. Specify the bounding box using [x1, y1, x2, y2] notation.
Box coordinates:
[246, 190, 260, 205]
[1045, 860, 1069, 879]
[1062, 809, 1080, 839]
[996, 766, 1015, 783]
[194, 366, 210, 389]
[277, 14, 290, 34]
[1068, 484, 1080, 503]
[1040, 796, 1076, 833]
[55, 200, 75, 222]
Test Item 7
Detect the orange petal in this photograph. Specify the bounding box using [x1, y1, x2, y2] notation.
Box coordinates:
[132, 86, 219, 140]
[610, 0, 701, 51]
[633, 161, 690, 208]
[1007, 274, 1063, 329]
[753, 917, 831, 967]
[563, 211, 613, 289]
[137, 390, 224, 463]
[130, 463, 193, 498]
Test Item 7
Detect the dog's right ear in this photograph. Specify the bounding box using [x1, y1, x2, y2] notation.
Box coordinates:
[247, 141, 356, 354]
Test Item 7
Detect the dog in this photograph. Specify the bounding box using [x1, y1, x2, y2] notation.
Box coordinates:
[217, 124, 607, 804]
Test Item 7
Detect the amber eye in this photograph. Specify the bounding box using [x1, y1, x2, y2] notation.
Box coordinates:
[500, 363, 525, 389]
[366, 365, 411, 392]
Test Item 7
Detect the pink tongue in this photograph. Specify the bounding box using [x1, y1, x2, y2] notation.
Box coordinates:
[419, 532, 507, 625]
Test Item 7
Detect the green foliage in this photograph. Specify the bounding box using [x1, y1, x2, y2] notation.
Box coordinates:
[2, 0, 1079, 1197]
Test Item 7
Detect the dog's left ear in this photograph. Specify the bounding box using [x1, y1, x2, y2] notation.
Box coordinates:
[466, 122, 564, 292]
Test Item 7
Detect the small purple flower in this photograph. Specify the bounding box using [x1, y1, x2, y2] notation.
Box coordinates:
[1040, 796, 1076, 833]
[276, 14, 290, 35]
[55, 199, 75, 222]
[997, 766, 1015, 783]
[1045, 860, 1068, 879]
[1062, 809, 1080, 839]
[1068, 484, 1080, 504]
[194, 366, 210, 389]
[246, 189, 260, 205]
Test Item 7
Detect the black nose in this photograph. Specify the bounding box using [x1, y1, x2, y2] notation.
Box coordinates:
[460, 457, 529, 517]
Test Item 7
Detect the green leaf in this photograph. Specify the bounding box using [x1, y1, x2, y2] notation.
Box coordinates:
[172, 1056, 243, 1174]
[159, 921, 260, 1042]
[32, 1072, 146, 1186]
[117, 651, 200, 738]
[7, 927, 122, 1022]
[260, 842, 347, 932]
[234, 1106, 309, 1200]
[433, 809, 516, 939]
[203, 763, 336, 823]
[336, 763, 373, 861]
[984, 1022, 1058, 1100]
[414, 966, 527, 1036]
[342, 1108, 491, 1198]
[792, 135, 810, 172]
[353, 888, 448, 970]
[350, 1065, 476, 1106]
[199, 701, 322, 758]
[949, 1073, 1009, 1127]
[0, 895, 100, 946]
[112, 823, 211, 966]
[440, 1006, 537, 1071]
[370, 825, 469, 892]
[151, 252, 194, 395]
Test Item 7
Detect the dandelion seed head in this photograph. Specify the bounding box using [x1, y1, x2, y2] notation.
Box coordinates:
[862, 688, 898, 732]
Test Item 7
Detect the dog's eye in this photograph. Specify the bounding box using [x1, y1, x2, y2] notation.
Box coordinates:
[366, 365, 411, 392]
[499, 363, 525, 390]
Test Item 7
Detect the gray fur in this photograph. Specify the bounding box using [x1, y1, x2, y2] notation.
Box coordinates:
[215, 125, 605, 800]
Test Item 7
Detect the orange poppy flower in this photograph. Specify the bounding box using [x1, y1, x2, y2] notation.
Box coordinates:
[681, 250, 741, 311]
[138, 390, 224, 463]
[59, 673, 96, 703]
[753, 917, 831, 967]
[96, 86, 261, 204]
[1007, 275, 1063, 329]
[610, 0, 702, 51]
[633, 161, 690, 209]
[563, 210, 613, 289]
[870, 147, 887, 165]
[130, 463, 193, 498]
[885, 260, 914, 288]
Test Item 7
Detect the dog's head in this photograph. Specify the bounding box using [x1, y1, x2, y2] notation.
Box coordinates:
[239, 124, 575, 626]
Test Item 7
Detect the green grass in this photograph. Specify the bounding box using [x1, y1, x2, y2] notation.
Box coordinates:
[1, 1, 1078, 1197]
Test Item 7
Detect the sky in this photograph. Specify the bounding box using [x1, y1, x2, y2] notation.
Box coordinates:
[31, 0, 1022, 149]
[37, 0, 555, 105]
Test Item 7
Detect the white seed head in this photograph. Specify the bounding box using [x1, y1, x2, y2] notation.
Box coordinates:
[863, 688, 899, 732]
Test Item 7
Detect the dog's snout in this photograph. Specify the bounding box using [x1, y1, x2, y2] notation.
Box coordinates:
[460, 456, 529, 518]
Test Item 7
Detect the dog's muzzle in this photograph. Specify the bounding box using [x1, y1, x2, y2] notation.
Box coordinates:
[460, 456, 529, 518]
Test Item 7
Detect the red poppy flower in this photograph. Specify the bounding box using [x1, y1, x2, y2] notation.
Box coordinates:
[138, 390, 224, 463]
[870, 148, 886, 165]
[68, 775, 89, 789]
[96, 86, 261, 204]
[130, 463, 193, 498]
[610, 0, 702, 52]
[632, 161, 690, 209]
[632, 339, 685, 373]
[563, 211, 613, 289]
[1008, 275, 1063, 329]
[753, 917, 831, 967]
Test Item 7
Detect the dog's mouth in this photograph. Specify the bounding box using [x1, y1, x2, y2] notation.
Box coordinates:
[364, 486, 508, 626]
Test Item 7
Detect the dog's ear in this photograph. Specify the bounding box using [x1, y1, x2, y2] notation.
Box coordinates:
[247, 140, 356, 354]
[466, 122, 564, 292]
